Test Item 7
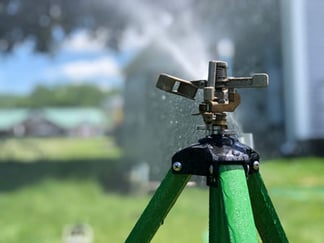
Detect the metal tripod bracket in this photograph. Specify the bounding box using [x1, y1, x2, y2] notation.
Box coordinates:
[171, 134, 260, 186]
[127, 60, 288, 243]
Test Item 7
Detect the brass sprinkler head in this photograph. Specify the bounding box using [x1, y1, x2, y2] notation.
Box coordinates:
[156, 60, 268, 133]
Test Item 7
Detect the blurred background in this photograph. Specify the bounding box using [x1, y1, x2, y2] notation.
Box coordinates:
[0, 0, 323, 242]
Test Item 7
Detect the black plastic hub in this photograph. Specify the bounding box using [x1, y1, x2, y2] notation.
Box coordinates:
[171, 134, 260, 186]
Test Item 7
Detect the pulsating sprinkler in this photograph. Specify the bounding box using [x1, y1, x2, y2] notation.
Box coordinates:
[157, 61, 268, 133]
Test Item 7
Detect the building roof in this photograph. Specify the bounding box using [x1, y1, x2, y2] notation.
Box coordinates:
[44, 108, 107, 129]
[0, 109, 29, 130]
[0, 108, 110, 131]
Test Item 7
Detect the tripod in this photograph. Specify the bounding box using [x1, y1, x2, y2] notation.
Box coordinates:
[126, 61, 288, 243]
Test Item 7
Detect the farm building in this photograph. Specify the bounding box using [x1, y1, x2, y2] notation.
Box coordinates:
[0, 108, 110, 137]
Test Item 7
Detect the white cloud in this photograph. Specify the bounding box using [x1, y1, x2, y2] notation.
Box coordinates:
[61, 29, 108, 53]
[61, 57, 121, 80]
[42, 56, 122, 84]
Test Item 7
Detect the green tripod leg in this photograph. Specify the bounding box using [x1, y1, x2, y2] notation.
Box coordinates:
[209, 165, 258, 243]
[125, 169, 191, 243]
[248, 172, 288, 243]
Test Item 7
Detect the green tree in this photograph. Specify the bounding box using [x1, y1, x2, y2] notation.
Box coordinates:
[29, 84, 118, 107]
[29, 85, 54, 107]
[0, 0, 128, 53]
[0, 84, 119, 108]
[0, 0, 189, 53]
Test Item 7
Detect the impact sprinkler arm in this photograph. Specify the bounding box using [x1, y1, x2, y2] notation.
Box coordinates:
[156, 60, 268, 132]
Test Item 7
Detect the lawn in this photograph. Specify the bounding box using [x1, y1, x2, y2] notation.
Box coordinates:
[261, 158, 324, 243]
[0, 137, 122, 161]
[2, 179, 208, 243]
[0, 157, 323, 242]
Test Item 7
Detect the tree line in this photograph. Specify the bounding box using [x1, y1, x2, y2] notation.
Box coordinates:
[0, 84, 120, 108]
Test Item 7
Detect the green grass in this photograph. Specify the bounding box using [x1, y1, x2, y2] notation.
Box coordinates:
[0, 137, 121, 161]
[260, 157, 324, 243]
[0, 157, 323, 242]
[0, 179, 209, 243]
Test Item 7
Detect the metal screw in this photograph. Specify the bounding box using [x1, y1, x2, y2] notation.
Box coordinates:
[253, 161, 260, 170]
[209, 165, 214, 175]
[172, 161, 182, 172]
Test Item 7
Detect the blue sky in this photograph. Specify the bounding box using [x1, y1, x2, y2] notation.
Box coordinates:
[0, 30, 133, 95]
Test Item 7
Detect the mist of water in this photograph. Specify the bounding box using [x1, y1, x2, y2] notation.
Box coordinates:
[117, 0, 273, 178]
